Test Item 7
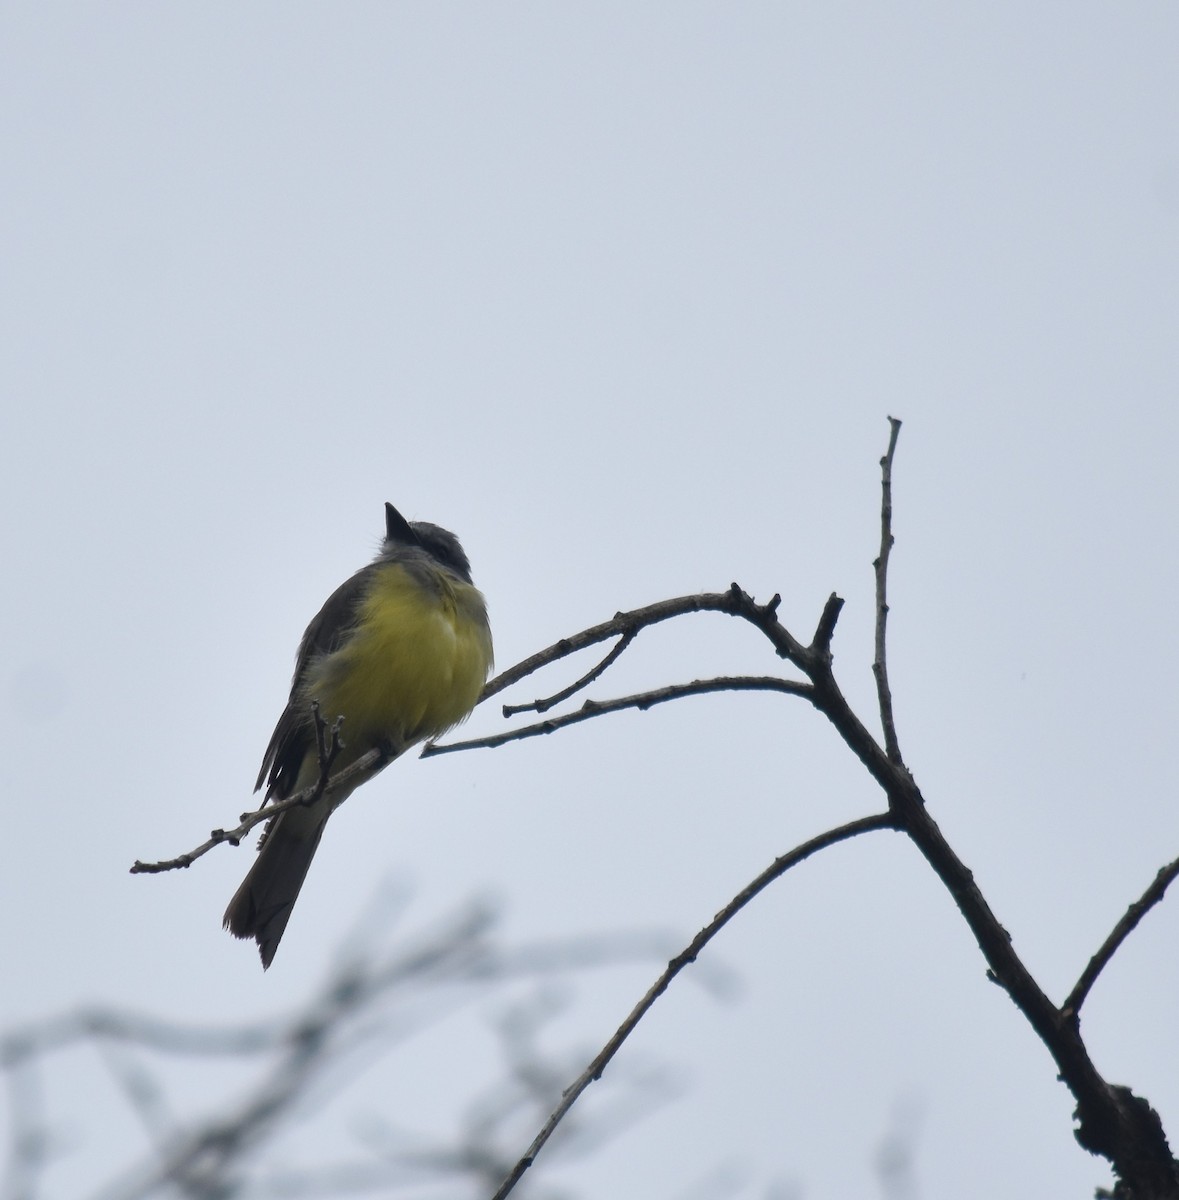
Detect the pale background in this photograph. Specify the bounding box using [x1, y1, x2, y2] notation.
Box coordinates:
[2, 5, 1177, 1197]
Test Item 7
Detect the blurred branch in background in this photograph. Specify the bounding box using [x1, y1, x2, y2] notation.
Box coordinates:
[0, 892, 694, 1200]
[1, 888, 923, 1200]
[874, 1095, 925, 1200]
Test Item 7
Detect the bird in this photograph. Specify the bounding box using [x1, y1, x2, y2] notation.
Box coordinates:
[224, 502, 493, 968]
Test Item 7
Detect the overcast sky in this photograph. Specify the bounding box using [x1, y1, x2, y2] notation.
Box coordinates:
[2, 5, 1177, 1198]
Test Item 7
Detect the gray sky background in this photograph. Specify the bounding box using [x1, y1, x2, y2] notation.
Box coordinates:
[2, 5, 1177, 1197]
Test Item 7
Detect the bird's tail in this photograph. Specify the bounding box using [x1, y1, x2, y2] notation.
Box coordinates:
[223, 806, 328, 969]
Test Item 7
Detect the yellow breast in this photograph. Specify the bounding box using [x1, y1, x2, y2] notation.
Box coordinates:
[303, 561, 492, 749]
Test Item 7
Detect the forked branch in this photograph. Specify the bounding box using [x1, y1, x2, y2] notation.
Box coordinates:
[469, 420, 1179, 1199]
[131, 420, 1179, 1199]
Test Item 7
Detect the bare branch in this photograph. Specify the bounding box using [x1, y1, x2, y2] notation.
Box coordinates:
[479, 585, 810, 705]
[872, 416, 903, 764]
[425, 676, 813, 757]
[503, 630, 638, 716]
[129, 743, 392, 875]
[490, 812, 896, 1199]
[1062, 853, 1179, 1020]
[801, 651, 1179, 1182]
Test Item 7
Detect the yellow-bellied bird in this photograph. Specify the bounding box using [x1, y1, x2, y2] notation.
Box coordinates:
[224, 503, 493, 968]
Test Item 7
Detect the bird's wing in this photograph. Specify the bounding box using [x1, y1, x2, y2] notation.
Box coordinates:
[255, 562, 379, 799]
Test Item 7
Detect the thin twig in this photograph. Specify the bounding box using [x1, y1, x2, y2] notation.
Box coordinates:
[1062, 853, 1179, 1019]
[872, 417, 903, 764]
[129, 745, 389, 874]
[503, 631, 638, 716]
[490, 812, 896, 1200]
[424, 676, 813, 757]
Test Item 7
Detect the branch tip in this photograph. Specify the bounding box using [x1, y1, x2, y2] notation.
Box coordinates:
[811, 593, 843, 653]
[1063, 853, 1179, 1017]
[873, 418, 903, 764]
